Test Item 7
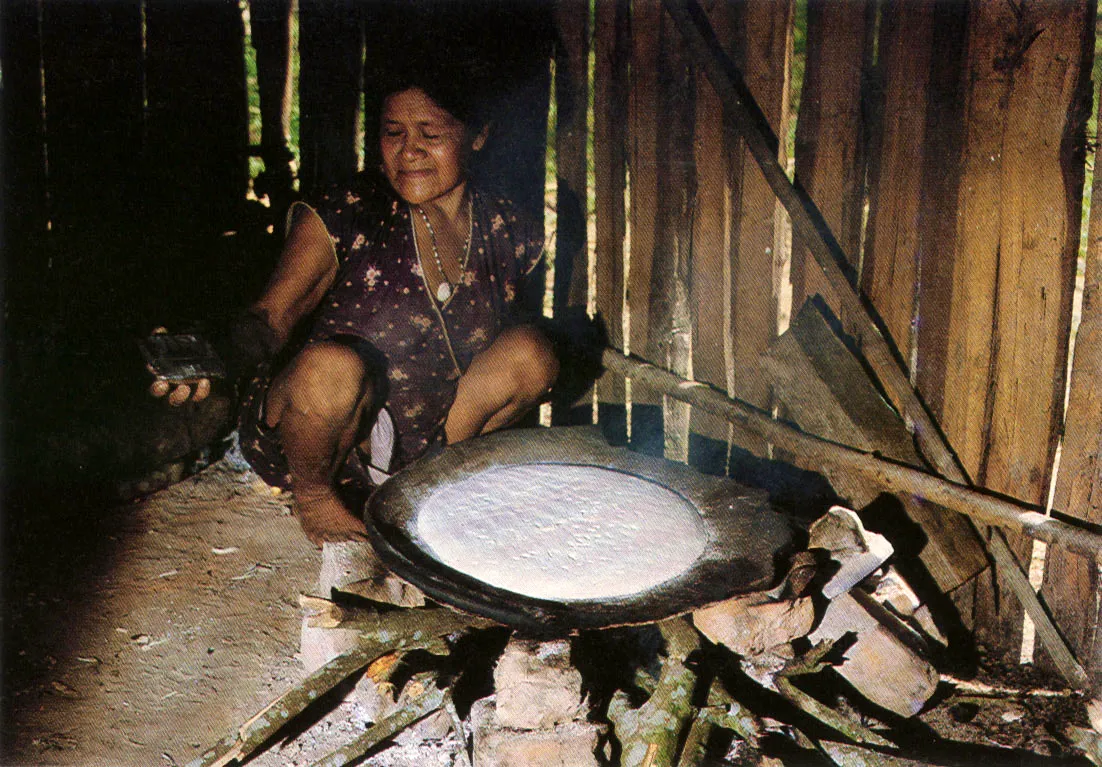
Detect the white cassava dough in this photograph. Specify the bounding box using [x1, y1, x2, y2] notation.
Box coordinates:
[413, 463, 707, 601]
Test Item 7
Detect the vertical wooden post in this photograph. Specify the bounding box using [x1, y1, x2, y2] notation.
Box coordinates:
[40, 0, 143, 234]
[862, 0, 935, 368]
[298, 0, 363, 197]
[648, 11, 696, 462]
[689, 0, 734, 444]
[250, 0, 295, 210]
[145, 0, 248, 230]
[790, 0, 872, 323]
[1, 0, 49, 246]
[593, 0, 630, 436]
[1039, 67, 1102, 686]
[628, 0, 662, 369]
[726, 0, 793, 457]
[553, 0, 590, 318]
[917, 0, 1091, 657]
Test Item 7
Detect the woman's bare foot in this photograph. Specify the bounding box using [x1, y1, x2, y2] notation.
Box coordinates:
[293, 486, 369, 546]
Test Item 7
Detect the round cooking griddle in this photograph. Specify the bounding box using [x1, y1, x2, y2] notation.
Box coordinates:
[366, 427, 795, 634]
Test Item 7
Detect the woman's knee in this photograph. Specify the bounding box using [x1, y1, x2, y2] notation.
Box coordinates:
[490, 325, 559, 399]
[268, 342, 373, 424]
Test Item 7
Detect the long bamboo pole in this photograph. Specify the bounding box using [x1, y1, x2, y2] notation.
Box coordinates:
[658, 0, 1089, 690]
[603, 349, 1102, 562]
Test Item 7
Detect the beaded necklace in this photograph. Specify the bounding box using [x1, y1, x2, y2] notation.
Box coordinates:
[416, 201, 472, 303]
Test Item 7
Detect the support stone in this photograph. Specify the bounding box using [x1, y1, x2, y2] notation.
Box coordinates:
[471, 636, 602, 766]
[470, 698, 604, 767]
[493, 638, 586, 730]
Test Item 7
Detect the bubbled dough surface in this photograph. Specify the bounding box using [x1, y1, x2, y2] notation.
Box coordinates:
[414, 464, 708, 601]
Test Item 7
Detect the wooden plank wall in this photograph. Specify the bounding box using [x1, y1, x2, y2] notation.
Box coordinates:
[913, 0, 1091, 655]
[579, 0, 1097, 671]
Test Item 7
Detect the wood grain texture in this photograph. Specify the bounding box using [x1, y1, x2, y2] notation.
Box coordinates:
[917, 0, 1090, 656]
[647, 13, 696, 461]
[790, 0, 872, 319]
[762, 302, 986, 593]
[1040, 72, 1102, 683]
[553, 0, 590, 316]
[726, 0, 793, 454]
[628, 0, 661, 365]
[861, 0, 935, 369]
[690, 0, 735, 442]
[593, 0, 629, 406]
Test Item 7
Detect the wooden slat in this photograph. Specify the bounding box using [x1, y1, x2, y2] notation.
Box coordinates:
[627, 0, 661, 367]
[593, 0, 629, 412]
[298, 0, 363, 197]
[1039, 91, 1102, 684]
[663, 0, 1086, 687]
[762, 301, 987, 594]
[550, 0, 591, 424]
[553, 0, 590, 317]
[726, 0, 793, 455]
[790, 0, 872, 321]
[1, 0, 48, 244]
[861, 0, 935, 367]
[249, 0, 295, 211]
[647, 9, 696, 462]
[916, 0, 1091, 658]
[689, 0, 734, 443]
[145, 0, 248, 228]
[40, 0, 143, 234]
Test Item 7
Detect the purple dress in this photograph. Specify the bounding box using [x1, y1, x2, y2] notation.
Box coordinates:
[238, 179, 544, 490]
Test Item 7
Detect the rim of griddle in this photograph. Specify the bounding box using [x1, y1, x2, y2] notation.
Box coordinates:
[365, 426, 795, 635]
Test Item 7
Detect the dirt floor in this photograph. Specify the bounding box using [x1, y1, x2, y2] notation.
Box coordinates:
[1, 453, 1096, 766]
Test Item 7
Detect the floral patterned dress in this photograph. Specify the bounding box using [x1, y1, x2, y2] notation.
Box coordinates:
[238, 177, 544, 491]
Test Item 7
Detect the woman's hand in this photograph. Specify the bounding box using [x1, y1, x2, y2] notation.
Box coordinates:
[146, 327, 212, 406]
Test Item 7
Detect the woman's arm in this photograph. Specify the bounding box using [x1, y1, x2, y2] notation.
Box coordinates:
[251, 206, 339, 346]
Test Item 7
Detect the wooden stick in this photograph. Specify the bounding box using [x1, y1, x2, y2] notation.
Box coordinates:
[186, 648, 379, 767]
[609, 618, 701, 767]
[308, 674, 445, 767]
[776, 676, 892, 748]
[300, 596, 496, 636]
[603, 348, 1102, 562]
[187, 608, 486, 767]
[658, 0, 1089, 690]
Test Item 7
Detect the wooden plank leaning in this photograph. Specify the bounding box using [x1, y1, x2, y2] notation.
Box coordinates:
[601, 346, 1091, 690]
[658, 0, 1089, 690]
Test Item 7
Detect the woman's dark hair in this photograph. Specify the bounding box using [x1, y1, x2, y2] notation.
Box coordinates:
[378, 56, 494, 134]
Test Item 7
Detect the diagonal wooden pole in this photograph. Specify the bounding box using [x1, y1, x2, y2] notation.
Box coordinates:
[658, 0, 1088, 689]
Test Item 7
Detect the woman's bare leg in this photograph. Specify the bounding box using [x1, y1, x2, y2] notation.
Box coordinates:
[264, 341, 374, 545]
[445, 325, 559, 444]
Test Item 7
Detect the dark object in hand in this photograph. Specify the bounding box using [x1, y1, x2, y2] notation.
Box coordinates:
[140, 333, 226, 383]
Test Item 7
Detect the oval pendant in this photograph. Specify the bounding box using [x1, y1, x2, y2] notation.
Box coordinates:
[436, 282, 452, 303]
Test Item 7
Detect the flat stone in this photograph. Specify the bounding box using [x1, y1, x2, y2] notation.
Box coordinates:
[470, 698, 603, 767]
[493, 639, 585, 729]
[300, 542, 421, 723]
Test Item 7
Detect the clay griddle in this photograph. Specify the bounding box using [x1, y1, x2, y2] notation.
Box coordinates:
[365, 427, 795, 634]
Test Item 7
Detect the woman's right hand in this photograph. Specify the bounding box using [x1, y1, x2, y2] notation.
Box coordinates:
[147, 327, 212, 406]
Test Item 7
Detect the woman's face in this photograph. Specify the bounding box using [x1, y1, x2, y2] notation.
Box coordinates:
[380, 87, 485, 206]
